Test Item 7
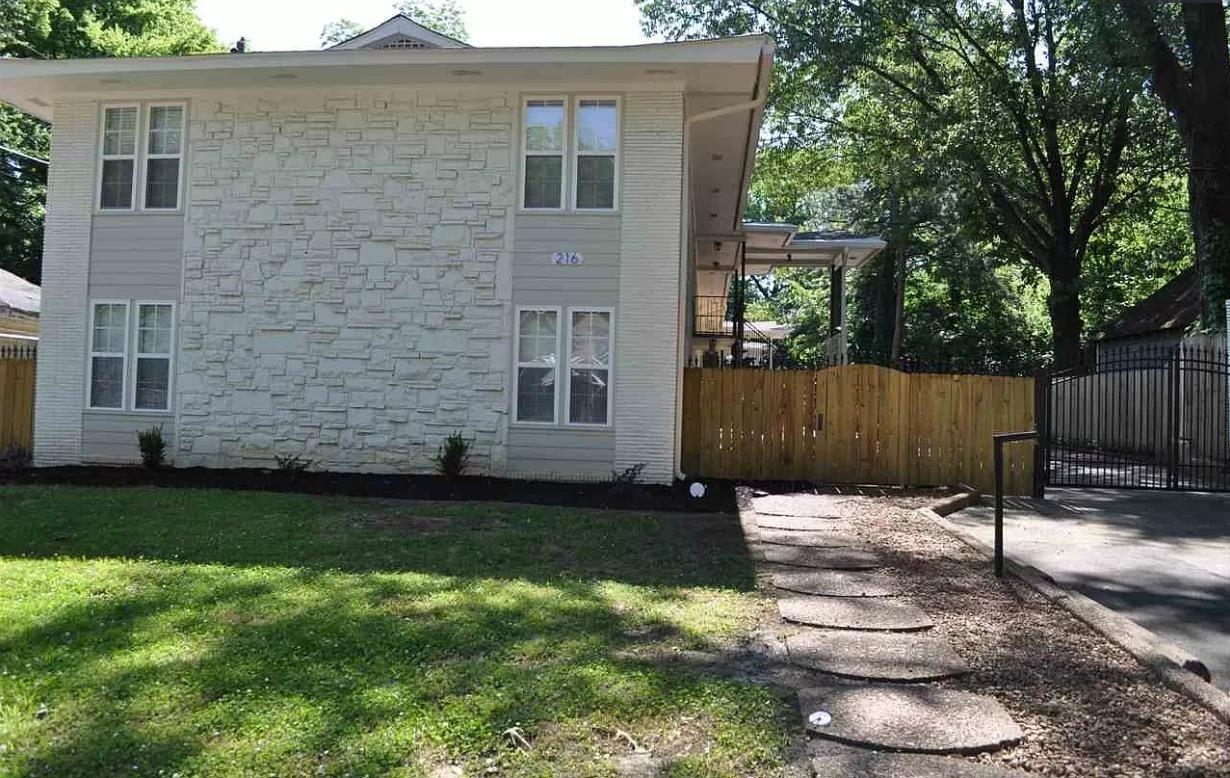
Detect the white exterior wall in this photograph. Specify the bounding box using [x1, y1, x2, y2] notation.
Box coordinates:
[176, 89, 515, 472]
[32, 101, 95, 465]
[614, 92, 684, 483]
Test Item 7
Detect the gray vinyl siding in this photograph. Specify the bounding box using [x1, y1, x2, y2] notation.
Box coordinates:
[512, 213, 621, 307]
[88, 213, 184, 300]
[506, 427, 615, 480]
[509, 213, 620, 477]
[81, 412, 175, 464]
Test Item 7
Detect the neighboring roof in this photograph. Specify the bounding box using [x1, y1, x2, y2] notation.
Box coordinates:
[723, 222, 887, 272]
[328, 14, 469, 50]
[0, 269, 39, 316]
[1099, 267, 1200, 342]
[0, 36, 774, 123]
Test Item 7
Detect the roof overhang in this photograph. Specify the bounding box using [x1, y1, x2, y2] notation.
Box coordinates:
[0, 36, 773, 123]
[695, 222, 886, 278]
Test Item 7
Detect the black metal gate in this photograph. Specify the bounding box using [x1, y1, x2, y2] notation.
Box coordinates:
[1039, 343, 1230, 491]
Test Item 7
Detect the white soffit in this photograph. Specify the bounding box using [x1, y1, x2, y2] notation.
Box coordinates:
[0, 36, 772, 123]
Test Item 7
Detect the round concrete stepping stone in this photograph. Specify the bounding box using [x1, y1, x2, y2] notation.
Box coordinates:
[779, 596, 933, 631]
[812, 749, 1034, 777]
[761, 545, 882, 570]
[786, 629, 969, 681]
[798, 684, 1025, 754]
[753, 494, 867, 517]
[757, 530, 864, 548]
[774, 570, 904, 597]
[756, 515, 849, 531]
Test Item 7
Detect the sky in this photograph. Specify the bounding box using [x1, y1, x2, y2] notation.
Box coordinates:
[196, 0, 654, 51]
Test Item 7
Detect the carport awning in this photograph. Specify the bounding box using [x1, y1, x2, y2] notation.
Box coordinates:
[699, 223, 886, 274]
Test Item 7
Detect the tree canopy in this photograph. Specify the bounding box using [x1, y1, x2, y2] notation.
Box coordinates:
[639, 0, 1189, 367]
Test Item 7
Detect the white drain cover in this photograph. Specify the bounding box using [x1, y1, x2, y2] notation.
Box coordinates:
[808, 710, 832, 727]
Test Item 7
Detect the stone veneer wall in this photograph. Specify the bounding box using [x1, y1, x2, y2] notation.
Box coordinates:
[176, 89, 514, 472]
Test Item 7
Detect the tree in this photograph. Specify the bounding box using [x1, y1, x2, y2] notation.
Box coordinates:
[321, 18, 365, 47]
[638, 0, 1180, 365]
[0, 0, 219, 282]
[1118, 1, 1230, 330]
[394, 0, 467, 42]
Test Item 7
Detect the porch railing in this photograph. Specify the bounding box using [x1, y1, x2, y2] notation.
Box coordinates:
[694, 295, 729, 336]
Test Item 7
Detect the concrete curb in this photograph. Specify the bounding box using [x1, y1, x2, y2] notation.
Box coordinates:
[919, 494, 1230, 726]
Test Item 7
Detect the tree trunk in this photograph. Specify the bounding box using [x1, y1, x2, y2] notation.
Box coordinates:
[1047, 259, 1083, 367]
[1187, 146, 1230, 328]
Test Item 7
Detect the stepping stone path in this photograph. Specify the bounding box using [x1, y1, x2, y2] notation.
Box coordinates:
[757, 530, 864, 548]
[761, 546, 882, 570]
[779, 596, 934, 631]
[774, 570, 904, 597]
[811, 747, 1034, 777]
[798, 685, 1024, 754]
[786, 630, 969, 681]
[748, 493, 1028, 772]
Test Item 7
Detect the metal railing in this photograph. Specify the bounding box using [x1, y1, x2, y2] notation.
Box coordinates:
[992, 430, 1039, 577]
[693, 296, 729, 336]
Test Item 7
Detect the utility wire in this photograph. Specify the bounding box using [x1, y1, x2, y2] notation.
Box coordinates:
[0, 145, 48, 166]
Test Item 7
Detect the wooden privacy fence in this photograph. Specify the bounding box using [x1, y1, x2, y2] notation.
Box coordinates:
[681, 365, 1037, 494]
[0, 344, 36, 452]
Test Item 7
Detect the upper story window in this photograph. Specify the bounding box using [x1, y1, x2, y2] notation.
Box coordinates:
[99, 103, 185, 211]
[521, 97, 620, 211]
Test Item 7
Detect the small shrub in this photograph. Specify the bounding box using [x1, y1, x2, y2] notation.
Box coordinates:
[0, 443, 31, 472]
[274, 453, 316, 474]
[434, 432, 471, 477]
[136, 426, 167, 470]
[611, 462, 646, 485]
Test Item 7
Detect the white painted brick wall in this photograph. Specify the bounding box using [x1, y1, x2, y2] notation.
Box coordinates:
[176, 89, 515, 472]
[33, 101, 94, 465]
[615, 92, 684, 483]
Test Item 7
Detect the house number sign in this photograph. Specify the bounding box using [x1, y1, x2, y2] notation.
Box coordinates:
[552, 251, 584, 265]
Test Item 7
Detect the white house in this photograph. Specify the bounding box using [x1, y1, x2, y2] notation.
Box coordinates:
[0, 16, 873, 483]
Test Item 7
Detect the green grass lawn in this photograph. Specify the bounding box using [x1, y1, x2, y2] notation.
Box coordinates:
[0, 486, 793, 777]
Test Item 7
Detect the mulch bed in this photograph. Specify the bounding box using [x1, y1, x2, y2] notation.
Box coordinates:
[1, 466, 738, 513]
[829, 496, 1230, 777]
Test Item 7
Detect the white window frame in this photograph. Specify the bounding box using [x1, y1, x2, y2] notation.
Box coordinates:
[97, 102, 187, 213]
[130, 300, 177, 413]
[141, 103, 187, 211]
[86, 300, 130, 410]
[512, 305, 563, 425]
[520, 97, 569, 212]
[571, 96, 621, 212]
[97, 104, 140, 211]
[564, 307, 615, 428]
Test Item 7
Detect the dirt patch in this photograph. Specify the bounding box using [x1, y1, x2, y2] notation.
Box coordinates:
[3, 466, 737, 513]
[834, 498, 1230, 777]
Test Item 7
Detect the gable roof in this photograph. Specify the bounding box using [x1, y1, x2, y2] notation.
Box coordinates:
[328, 14, 469, 50]
[1099, 266, 1200, 342]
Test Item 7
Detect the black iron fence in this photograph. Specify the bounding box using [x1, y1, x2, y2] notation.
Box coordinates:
[1040, 343, 1229, 491]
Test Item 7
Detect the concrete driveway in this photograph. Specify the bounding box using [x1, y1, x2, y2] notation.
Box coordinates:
[949, 488, 1230, 690]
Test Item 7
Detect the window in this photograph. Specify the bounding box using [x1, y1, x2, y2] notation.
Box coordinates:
[99, 104, 184, 211]
[134, 303, 174, 410]
[515, 308, 560, 423]
[513, 306, 614, 427]
[99, 107, 137, 209]
[567, 310, 612, 425]
[87, 300, 175, 412]
[574, 99, 618, 209]
[521, 96, 619, 211]
[89, 302, 129, 409]
[522, 100, 566, 209]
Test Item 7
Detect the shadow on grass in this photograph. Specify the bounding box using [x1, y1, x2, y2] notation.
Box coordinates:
[0, 486, 755, 590]
[0, 486, 787, 776]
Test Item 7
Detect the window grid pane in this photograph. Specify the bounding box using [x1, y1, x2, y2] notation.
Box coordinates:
[92, 304, 127, 353]
[147, 106, 183, 155]
[135, 357, 170, 410]
[524, 100, 565, 152]
[90, 356, 125, 409]
[137, 304, 173, 356]
[144, 158, 180, 209]
[103, 107, 137, 156]
[570, 311, 611, 366]
[569, 368, 609, 425]
[100, 159, 134, 209]
[575, 156, 615, 210]
[517, 367, 556, 423]
[577, 100, 617, 152]
[523, 156, 562, 209]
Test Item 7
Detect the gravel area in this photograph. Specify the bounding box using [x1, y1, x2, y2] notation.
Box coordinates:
[805, 496, 1230, 777]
